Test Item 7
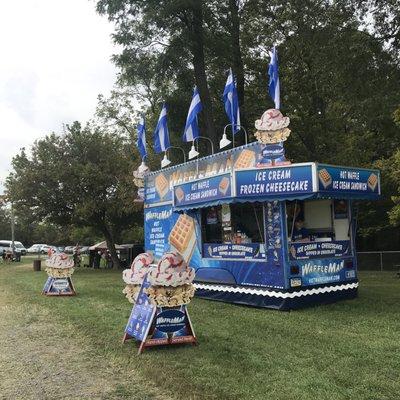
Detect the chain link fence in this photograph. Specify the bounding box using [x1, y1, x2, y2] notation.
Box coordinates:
[357, 251, 400, 271]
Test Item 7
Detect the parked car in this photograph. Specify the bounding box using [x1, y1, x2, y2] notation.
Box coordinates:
[80, 246, 89, 254]
[39, 245, 60, 254]
[57, 246, 65, 253]
[64, 246, 73, 254]
[14, 241, 27, 255]
[0, 240, 22, 262]
[27, 244, 47, 253]
[0, 240, 26, 255]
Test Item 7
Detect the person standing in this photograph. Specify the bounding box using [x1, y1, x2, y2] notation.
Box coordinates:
[73, 246, 81, 268]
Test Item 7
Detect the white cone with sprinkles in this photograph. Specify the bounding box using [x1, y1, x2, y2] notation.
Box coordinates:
[146, 252, 195, 307]
[122, 252, 153, 304]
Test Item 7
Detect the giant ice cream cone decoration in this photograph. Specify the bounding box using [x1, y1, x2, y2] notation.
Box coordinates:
[45, 253, 75, 278]
[254, 108, 291, 144]
[122, 252, 153, 304]
[132, 164, 149, 188]
[145, 252, 195, 307]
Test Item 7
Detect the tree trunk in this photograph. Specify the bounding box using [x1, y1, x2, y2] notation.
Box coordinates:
[228, 0, 247, 144]
[102, 225, 121, 269]
[189, 2, 218, 146]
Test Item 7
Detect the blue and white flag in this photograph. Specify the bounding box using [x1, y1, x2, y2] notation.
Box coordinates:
[136, 115, 147, 159]
[153, 103, 170, 153]
[268, 46, 280, 109]
[223, 68, 241, 134]
[182, 87, 202, 142]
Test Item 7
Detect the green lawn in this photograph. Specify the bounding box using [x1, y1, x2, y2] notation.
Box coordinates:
[1, 257, 399, 400]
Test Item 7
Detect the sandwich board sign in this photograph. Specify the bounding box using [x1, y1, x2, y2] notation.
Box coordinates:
[122, 276, 196, 354]
[42, 277, 76, 296]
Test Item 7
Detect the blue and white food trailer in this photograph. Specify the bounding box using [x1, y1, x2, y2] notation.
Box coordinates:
[143, 141, 380, 310]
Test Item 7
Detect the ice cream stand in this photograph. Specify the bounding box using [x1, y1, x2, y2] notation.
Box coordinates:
[141, 109, 380, 310]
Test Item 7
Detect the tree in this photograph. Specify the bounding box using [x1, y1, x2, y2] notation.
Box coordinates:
[374, 107, 400, 230]
[96, 0, 218, 144]
[6, 123, 142, 268]
[356, 0, 400, 58]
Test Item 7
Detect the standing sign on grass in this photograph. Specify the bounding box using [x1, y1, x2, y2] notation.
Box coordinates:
[42, 253, 77, 296]
[124, 278, 155, 342]
[42, 277, 76, 296]
[123, 276, 196, 354]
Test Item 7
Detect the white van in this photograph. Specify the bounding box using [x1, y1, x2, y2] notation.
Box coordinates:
[0, 240, 26, 255]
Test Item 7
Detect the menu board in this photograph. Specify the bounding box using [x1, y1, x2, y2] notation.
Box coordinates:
[144, 205, 179, 260]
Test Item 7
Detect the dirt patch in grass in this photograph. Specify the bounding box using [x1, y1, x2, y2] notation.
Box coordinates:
[0, 265, 174, 400]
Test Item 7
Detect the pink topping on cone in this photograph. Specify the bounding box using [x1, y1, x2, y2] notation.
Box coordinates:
[148, 251, 195, 287]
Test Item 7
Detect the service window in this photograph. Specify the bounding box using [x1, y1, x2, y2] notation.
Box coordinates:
[286, 199, 352, 259]
[201, 203, 266, 260]
[201, 206, 223, 244]
[230, 203, 264, 244]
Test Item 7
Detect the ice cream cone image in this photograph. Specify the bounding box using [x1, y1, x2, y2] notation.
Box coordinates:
[254, 108, 291, 144]
[45, 253, 75, 279]
[122, 252, 154, 304]
[145, 252, 195, 307]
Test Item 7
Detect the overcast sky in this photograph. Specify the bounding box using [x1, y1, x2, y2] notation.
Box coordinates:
[0, 0, 119, 194]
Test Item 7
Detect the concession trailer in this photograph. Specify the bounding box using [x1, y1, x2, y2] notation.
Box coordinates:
[142, 140, 380, 310]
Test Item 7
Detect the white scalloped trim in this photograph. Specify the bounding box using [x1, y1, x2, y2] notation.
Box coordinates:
[194, 282, 358, 298]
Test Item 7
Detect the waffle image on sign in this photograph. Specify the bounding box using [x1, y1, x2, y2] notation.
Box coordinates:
[368, 173, 378, 191]
[175, 187, 185, 203]
[169, 214, 196, 263]
[219, 176, 230, 195]
[318, 168, 332, 189]
[155, 173, 169, 199]
[234, 149, 256, 170]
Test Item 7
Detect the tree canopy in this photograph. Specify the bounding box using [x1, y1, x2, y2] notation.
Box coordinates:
[6, 122, 142, 267]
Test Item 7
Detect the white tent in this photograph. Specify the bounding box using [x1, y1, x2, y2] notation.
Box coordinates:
[89, 241, 125, 251]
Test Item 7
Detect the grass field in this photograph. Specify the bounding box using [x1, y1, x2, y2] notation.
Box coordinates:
[0, 257, 399, 399]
